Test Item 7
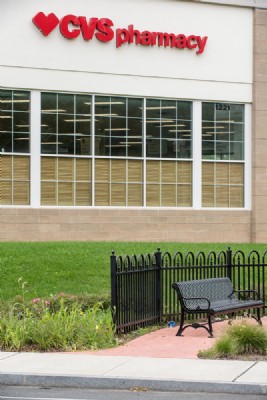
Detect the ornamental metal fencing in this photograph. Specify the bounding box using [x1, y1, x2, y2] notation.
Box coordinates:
[110, 247, 267, 333]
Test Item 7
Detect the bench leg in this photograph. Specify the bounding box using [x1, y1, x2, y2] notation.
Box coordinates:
[176, 309, 185, 336]
[254, 308, 262, 325]
[207, 314, 214, 338]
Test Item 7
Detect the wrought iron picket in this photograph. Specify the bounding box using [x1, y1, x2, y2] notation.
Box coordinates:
[111, 247, 267, 333]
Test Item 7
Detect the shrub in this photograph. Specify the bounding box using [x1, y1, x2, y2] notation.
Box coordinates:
[198, 320, 267, 359]
[0, 295, 116, 352]
[228, 322, 267, 355]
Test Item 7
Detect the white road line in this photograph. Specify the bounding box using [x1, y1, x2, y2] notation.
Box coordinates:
[1, 397, 87, 400]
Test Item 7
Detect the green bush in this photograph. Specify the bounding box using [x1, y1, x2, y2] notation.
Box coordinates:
[198, 321, 267, 359]
[228, 322, 267, 355]
[0, 294, 116, 352]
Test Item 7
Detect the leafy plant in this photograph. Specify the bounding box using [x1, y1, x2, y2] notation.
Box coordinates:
[0, 280, 116, 352]
[198, 320, 267, 359]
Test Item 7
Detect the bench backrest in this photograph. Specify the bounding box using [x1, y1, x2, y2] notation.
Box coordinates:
[173, 277, 235, 303]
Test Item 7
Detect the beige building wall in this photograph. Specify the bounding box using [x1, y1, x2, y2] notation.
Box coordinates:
[1, 1, 261, 243]
[0, 208, 251, 242]
[252, 9, 267, 242]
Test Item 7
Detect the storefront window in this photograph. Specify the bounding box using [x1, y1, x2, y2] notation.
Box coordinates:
[146, 160, 192, 207]
[94, 159, 143, 206]
[0, 89, 30, 205]
[41, 92, 92, 156]
[0, 90, 247, 209]
[146, 99, 192, 159]
[202, 102, 244, 161]
[95, 96, 143, 157]
[202, 102, 244, 207]
[0, 90, 30, 154]
[41, 157, 92, 206]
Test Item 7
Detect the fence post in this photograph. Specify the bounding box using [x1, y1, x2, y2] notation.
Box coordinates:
[227, 247, 232, 280]
[155, 248, 162, 322]
[110, 251, 117, 328]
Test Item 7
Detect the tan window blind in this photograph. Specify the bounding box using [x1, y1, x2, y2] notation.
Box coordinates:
[128, 160, 143, 206]
[177, 161, 192, 184]
[162, 184, 176, 206]
[1, 182, 12, 205]
[230, 186, 244, 207]
[1, 156, 12, 179]
[162, 161, 176, 183]
[202, 185, 215, 207]
[95, 183, 109, 206]
[202, 162, 214, 185]
[41, 158, 56, 180]
[146, 160, 192, 207]
[95, 159, 109, 182]
[41, 182, 57, 205]
[202, 162, 244, 207]
[58, 182, 74, 205]
[128, 184, 142, 206]
[76, 182, 91, 206]
[0, 155, 30, 205]
[177, 185, 192, 206]
[146, 184, 160, 206]
[111, 159, 126, 182]
[41, 157, 91, 206]
[13, 181, 30, 205]
[58, 158, 74, 181]
[76, 159, 91, 181]
[216, 163, 229, 185]
[146, 161, 160, 183]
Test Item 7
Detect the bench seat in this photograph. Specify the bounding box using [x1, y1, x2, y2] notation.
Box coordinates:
[172, 277, 264, 337]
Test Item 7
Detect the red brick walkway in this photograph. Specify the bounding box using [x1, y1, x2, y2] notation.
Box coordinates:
[76, 317, 267, 359]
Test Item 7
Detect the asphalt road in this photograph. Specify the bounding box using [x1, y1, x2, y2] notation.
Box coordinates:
[0, 386, 266, 400]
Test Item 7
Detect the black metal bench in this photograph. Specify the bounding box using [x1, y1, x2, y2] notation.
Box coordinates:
[172, 277, 264, 337]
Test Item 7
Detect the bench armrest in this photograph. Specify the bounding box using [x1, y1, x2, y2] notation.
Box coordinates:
[182, 295, 211, 311]
[233, 289, 261, 301]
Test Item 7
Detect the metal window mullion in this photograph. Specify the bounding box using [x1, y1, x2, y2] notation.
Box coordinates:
[143, 98, 146, 207]
[74, 95, 76, 156]
[30, 90, 41, 207]
[214, 104, 217, 207]
[11, 155, 14, 204]
[244, 103, 252, 210]
[73, 158, 76, 206]
[11, 93, 14, 203]
[214, 162, 217, 207]
[91, 95, 95, 206]
[160, 99, 162, 161]
[193, 101, 202, 209]
[56, 95, 59, 204]
[56, 94, 59, 156]
[176, 161, 178, 207]
[109, 100, 112, 206]
[109, 158, 112, 206]
[228, 163, 230, 207]
[126, 99, 128, 206]
[160, 159, 162, 207]
[73, 95, 76, 206]
[56, 157, 59, 206]
[176, 101, 178, 206]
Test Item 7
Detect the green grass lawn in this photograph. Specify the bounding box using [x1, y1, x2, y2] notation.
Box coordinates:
[1, 242, 267, 302]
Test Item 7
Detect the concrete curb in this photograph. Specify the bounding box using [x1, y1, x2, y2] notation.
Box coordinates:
[0, 373, 267, 395]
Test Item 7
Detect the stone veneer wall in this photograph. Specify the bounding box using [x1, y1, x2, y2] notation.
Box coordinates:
[0, 208, 251, 242]
[252, 9, 267, 242]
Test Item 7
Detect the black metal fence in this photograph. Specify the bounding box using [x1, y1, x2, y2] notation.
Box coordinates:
[110, 247, 267, 333]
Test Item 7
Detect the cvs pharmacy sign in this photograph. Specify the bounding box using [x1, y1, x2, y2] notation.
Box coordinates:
[32, 12, 208, 55]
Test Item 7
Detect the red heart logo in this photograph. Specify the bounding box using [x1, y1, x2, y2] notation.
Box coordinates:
[32, 12, 59, 36]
